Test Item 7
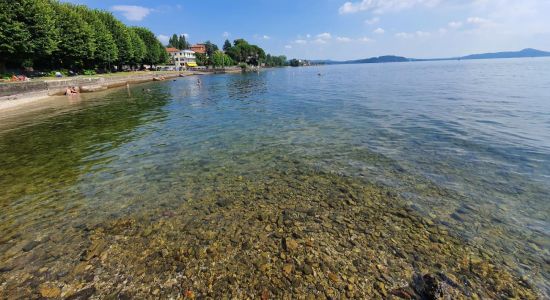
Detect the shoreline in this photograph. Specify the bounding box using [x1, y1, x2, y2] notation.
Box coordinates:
[0, 68, 242, 112]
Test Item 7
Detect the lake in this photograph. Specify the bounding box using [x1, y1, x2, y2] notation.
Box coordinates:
[0, 58, 548, 298]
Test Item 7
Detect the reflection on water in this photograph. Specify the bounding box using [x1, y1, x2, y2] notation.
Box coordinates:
[0, 59, 549, 297]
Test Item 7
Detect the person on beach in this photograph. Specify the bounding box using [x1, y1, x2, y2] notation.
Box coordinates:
[10, 75, 28, 81]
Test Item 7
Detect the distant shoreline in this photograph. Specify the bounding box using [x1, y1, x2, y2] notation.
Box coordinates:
[315, 48, 550, 65]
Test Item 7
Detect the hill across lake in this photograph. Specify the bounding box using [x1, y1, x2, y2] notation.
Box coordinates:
[315, 48, 550, 65]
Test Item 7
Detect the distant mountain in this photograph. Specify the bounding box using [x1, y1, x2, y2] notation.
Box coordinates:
[314, 49, 550, 65]
[345, 55, 411, 64]
[459, 48, 550, 60]
[314, 55, 410, 65]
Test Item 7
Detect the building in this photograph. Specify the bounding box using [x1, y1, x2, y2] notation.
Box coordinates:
[166, 47, 180, 55]
[190, 44, 207, 54]
[166, 48, 198, 69]
[166, 47, 180, 65]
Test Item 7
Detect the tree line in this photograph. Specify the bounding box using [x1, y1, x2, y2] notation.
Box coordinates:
[224, 39, 287, 67]
[167, 34, 190, 50]
[0, 0, 168, 73]
[165, 36, 288, 68]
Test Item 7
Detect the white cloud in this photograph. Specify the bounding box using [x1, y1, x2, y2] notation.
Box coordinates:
[285, 45, 292, 49]
[339, 0, 440, 14]
[263, 35, 271, 40]
[358, 37, 374, 42]
[336, 36, 353, 42]
[181, 33, 189, 38]
[223, 32, 231, 38]
[157, 34, 170, 45]
[285, 0, 550, 60]
[306, 34, 311, 38]
[294, 39, 307, 44]
[467, 17, 490, 25]
[395, 30, 431, 39]
[373, 27, 385, 34]
[448, 21, 463, 29]
[316, 32, 332, 40]
[416, 30, 431, 37]
[365, 17, 380, 25]
[309, 32, 333, 44]
[111, 5, 152, 21]
[395, 32, 414, 39]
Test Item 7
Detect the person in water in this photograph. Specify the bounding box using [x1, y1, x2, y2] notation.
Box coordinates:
[65, 86, 78, 95]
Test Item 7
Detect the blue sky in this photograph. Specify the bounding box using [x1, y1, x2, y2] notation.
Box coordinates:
[64, 0, 550, 60]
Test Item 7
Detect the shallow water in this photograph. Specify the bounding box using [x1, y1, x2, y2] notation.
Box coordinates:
[0, 59, 549, 298]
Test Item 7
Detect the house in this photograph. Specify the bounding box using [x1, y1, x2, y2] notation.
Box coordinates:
[166, 47, 180, 65]
[165, 48, 198, 69]
[190, 44, 207, 54]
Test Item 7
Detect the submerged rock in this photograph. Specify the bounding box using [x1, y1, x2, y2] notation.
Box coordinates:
[216, 198, 231, 208]
[0, 168, 540, 299]
[22, 241, 40, 252]
[65, 286, 96, 300]
[413, 273, 461, 300]
[39, 283, 61, 298]
[282, 237, 299, 252]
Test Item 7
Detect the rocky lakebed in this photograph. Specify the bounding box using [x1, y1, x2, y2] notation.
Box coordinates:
[0, 161, 540, 299]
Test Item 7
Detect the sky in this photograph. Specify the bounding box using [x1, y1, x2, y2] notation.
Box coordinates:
[63, 0, 550, 61]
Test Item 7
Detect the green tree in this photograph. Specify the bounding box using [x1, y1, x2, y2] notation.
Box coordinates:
[212, 50, 231, 67]
[265, 54, 288, 67]
[223, 39, 232, 52]
[97, 11, 134, 69]
[225, 39, 266, 66]
[157, 42, 169, 64]
[203, 41, 219, 57]
[75, 6, 118, 70]
[51, 3, 95, 70]
[195, 53, 207, 66]
[133, 27, 164, 66]
[129, 28, 146, 69]
[0, 0, 58, 71]
[223, 54, 234, 66]
[178, 35, 189, 49]
[168, 34, 179, 48]
[250, 45, 266, 65]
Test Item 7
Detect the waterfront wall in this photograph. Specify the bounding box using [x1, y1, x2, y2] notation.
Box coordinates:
[0, 72, 185, 102]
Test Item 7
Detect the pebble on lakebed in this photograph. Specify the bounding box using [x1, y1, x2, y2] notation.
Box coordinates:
[0, 166, 541, 299]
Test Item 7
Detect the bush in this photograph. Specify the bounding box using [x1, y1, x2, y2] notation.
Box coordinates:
[83, 69, 96, 76]
[238, 63, 248, 70]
